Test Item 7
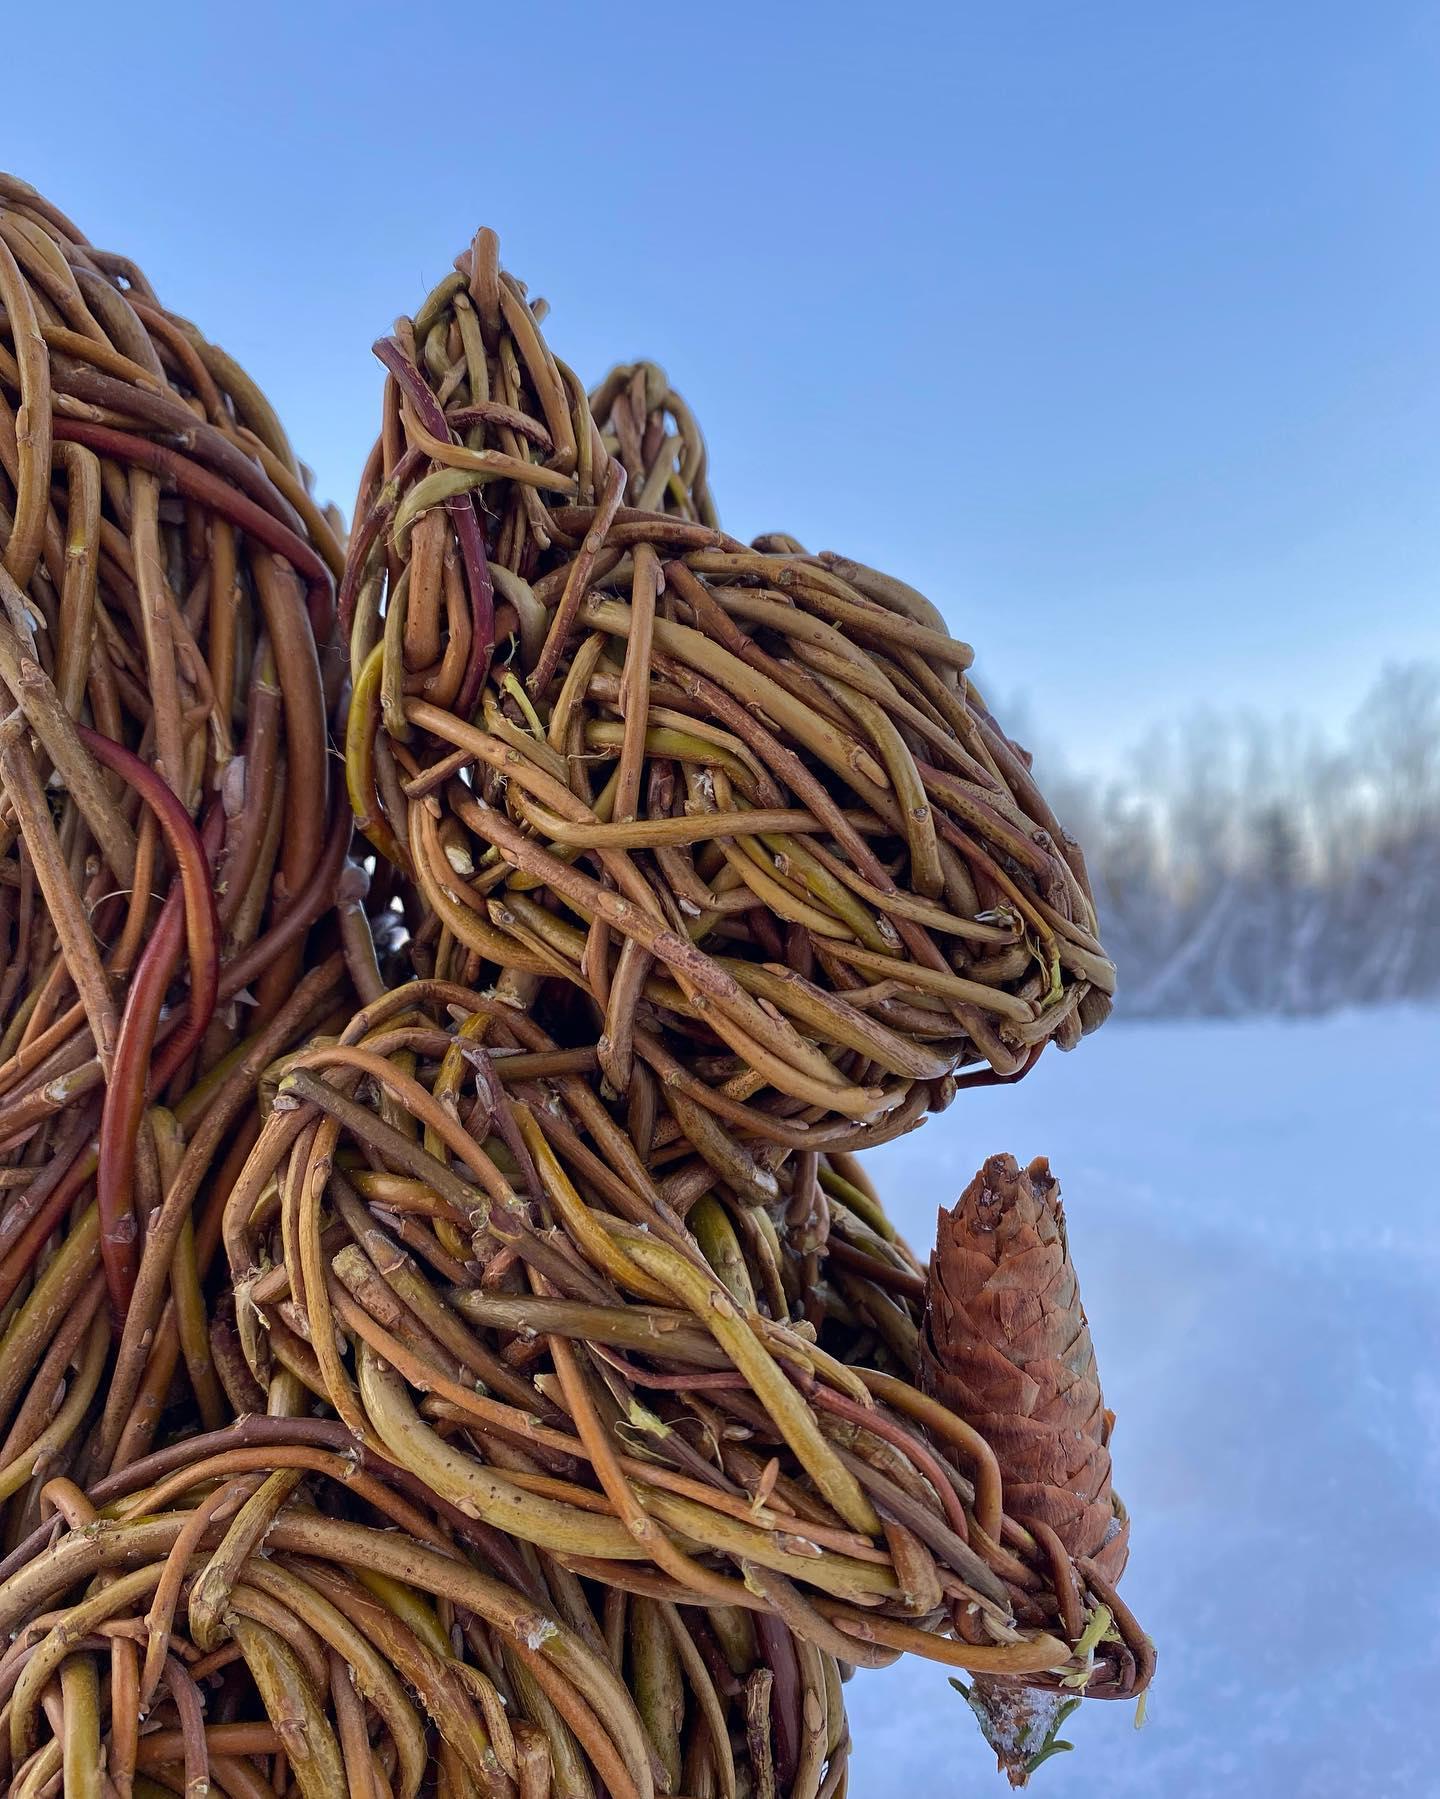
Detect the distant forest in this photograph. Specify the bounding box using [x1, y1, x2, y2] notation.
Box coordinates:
[1033, 661, 1440, 1019]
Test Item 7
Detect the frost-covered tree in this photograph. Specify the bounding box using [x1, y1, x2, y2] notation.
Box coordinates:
[1021, 661, 1440, 1019]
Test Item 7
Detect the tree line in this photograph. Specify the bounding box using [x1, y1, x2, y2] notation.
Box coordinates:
[1033, 662, 1440, 1019]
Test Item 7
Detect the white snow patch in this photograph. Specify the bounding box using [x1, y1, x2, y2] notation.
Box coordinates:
[845, 1006, 1440, 1799]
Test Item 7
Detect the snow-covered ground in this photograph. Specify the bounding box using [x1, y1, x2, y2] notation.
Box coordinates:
[845, 1006, 1440, 1798]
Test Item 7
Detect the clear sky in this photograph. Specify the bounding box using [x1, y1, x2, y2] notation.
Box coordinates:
[9, 1, 1437, 766]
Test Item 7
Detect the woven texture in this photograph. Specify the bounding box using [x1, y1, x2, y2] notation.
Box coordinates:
[343, 228, 1115, 1157]
[0, 179, 1151, 1793]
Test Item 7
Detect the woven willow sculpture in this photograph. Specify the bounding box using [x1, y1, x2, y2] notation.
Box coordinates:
[0, 174, 358, 1498]
[0, 180, 1149, 1796]
[341, 228, 1115, 1175]
[590, 360, 719, 527]
[222, 987, 1151, 1738]
[0, 1430, 857, 1798]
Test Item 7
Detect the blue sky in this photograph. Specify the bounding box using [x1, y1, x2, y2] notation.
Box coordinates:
[8, 1, 1437, 765]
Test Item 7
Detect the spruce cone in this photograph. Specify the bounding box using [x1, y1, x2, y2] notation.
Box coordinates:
[921, 1153, 1127, 1578]
[922, 1153, 1130, 1786]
